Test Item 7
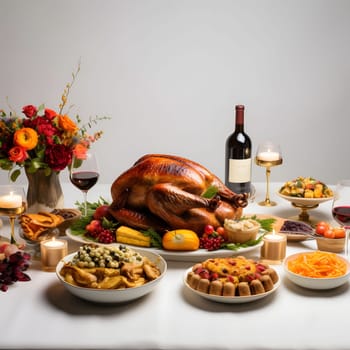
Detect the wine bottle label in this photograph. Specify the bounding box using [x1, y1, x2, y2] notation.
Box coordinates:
[228, 158, 251, 183]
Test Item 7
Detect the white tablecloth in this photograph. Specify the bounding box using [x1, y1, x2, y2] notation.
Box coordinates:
[1, 182, 349, 350]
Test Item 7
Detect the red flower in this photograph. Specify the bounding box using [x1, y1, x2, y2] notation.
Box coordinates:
[23, 116, 59, 145]
[44, 108, 57, 120]
[36, 117, 59, 144]
[45, 144, 72, 171]
[22, 105, 37, 118]
[8, 146, 28, 162]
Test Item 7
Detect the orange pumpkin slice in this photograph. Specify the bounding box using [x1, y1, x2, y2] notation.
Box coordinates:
[162, 229, 200, 251]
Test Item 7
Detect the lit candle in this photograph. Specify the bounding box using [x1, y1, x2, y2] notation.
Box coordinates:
[40, 238, 68, 272]
[260, 230, 287, 264]
[257, 151, 281, 162]
[0, 192, 22, 208]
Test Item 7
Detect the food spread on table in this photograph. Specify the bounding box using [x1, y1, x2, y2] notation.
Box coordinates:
[1, 153, 349, 298]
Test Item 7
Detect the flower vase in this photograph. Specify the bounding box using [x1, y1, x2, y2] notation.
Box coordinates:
[25, 169, 64, 213]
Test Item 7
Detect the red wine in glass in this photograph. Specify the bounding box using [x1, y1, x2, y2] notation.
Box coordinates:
[332, 206, 350, 227]
[70, 151, 99, 216]
[332, 180, 350, 257]
[70, 171, 99, 191]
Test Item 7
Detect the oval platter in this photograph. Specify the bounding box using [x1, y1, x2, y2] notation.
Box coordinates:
[66, 229, 263, 262]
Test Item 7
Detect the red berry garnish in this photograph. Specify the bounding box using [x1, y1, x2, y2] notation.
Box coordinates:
[97, 229, 115, 244]
[199, 234, 224, 251]
[203, 224, 215, 235]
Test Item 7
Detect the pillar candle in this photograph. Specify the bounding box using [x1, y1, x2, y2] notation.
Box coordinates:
[0, 192, 22, 208]
[40, 238, 68, 272]
[260, 232, 287, 264]
[256, 151, 280, 162]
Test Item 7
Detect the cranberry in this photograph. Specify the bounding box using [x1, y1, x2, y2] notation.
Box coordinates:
[203, 224, 215, 235]
[210, 272, 219, 280]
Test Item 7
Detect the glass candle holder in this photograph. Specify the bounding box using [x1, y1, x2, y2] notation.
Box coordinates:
[260, 232, 287, 264]
[40, 238, 68, 272]
[255, 142, 283, 206]
[0, 185, 27, 244]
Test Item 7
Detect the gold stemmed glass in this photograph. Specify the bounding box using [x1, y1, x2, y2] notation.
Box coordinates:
[0, 185, 27, 244]
[255, 142, 283, 206]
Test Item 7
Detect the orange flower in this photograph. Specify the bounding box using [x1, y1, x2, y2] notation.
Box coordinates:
[58, 114, 78, 134]
[8, 146, 28, 162]
[73, 143, 88, 160]
[13, 128, 38, 150]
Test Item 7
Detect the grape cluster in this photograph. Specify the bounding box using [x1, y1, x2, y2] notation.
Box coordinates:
[85, 225, 116, 244]
[200, 234, 224, 251]
[97, 229, 115, 244]
[0, 251, 31, 292]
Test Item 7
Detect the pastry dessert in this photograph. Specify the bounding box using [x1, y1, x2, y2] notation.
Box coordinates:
[186, 256, 278, 297]
[20, 212, 64, 241]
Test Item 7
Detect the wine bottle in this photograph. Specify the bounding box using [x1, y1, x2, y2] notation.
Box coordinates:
[225, 105, 252, 194]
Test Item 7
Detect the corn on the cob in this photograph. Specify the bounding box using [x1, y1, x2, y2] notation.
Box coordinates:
[116, 226, 151, 247]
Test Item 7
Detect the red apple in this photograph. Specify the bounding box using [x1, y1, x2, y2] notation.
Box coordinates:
[93, 205, 111, 220]
[86, 219, 102, 233]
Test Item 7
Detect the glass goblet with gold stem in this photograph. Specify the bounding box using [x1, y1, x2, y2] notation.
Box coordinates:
[0, 185, 27, 244]
[255, 142, 283, 206]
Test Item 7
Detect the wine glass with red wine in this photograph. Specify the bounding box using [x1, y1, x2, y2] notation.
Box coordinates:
[70, 151, 99, 216]
[332, 180, 350, 257]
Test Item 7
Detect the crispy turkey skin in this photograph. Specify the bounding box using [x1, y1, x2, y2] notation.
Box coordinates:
[109, 154, 247, 234]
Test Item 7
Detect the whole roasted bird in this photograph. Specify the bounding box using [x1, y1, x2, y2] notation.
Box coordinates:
[109, 154, 248, 234]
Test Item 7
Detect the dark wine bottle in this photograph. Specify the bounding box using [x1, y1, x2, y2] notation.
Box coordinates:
[225, 105, 252, 194]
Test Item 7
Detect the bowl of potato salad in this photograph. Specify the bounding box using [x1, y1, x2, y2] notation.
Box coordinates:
[56, 244, 167, 303]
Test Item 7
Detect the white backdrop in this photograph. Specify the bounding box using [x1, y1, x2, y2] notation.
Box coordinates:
[1, 0, 349, 189]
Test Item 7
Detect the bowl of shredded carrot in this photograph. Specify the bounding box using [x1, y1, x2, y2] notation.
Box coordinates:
[284, 251, 350, 290]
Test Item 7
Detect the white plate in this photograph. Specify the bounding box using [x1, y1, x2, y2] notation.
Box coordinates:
[66, 229, 263, 262]
[183, 268, 280, 303]
[56, 249, 167, 303]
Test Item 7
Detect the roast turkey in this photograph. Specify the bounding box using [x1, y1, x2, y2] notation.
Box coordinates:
[109, 154, 248, 234]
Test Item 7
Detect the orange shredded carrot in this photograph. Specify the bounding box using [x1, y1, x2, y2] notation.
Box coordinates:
[288, 251, 348, 278]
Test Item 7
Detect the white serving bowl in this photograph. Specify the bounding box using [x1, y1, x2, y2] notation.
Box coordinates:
[284, 252, 350, 290]
[56, 248, 167, 303]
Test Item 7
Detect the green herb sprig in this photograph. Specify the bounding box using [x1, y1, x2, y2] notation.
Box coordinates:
[70, 197, 116, 236]
[222, 232, 266, 251]
[141, 228, 163, 248]
[240, 215, 276, 232]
